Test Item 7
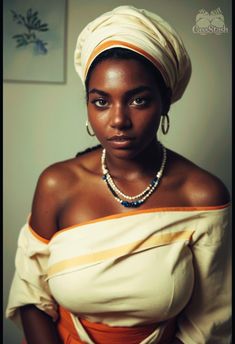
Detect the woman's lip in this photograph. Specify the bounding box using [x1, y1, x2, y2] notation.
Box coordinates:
[107, 137, 135, 148]
[107, 135, 134, 141]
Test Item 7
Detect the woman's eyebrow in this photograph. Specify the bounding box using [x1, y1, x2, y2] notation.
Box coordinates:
[125, 86, 153, 97]
[88, 88, 108, 96]
[88, 86, 152, 97]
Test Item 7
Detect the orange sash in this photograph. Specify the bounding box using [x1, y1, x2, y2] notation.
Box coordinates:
[22, 306, 176, 343]
[58, 306, 158, 344]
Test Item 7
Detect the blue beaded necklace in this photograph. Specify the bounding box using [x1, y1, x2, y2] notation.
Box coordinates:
[101, 144, 167, 208]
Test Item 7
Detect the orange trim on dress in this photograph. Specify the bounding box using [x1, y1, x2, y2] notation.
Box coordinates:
[27, 202, 230, 244]
[28, 225, 50, 244]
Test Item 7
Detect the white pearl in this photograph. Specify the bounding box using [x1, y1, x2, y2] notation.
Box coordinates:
[101, 145, 167, 206]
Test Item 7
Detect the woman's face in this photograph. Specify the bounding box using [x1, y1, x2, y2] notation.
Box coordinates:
[87, 58, 165, 159]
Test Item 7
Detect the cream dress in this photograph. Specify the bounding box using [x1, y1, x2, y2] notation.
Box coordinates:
[6, 205, 231, 343]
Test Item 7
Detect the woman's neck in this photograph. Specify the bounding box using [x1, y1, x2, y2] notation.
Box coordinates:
[104, 140, 163, 182]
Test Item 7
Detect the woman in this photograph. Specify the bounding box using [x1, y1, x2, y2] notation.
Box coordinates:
[6, 5, 231, 344]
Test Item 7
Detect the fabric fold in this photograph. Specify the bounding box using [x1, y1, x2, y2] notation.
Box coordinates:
[6, 205, 231, 343]
[6, 223, 58, 327]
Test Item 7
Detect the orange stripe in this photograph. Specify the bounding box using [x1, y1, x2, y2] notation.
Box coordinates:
[47, 203, 230, 240]
[28, 225, 49, 244]
[84, 40, 167, 79]
[27, 203, 230, 244]
[47, 230, 193, 278]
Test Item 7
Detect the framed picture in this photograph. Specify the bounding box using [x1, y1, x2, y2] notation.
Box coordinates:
[3, 0, 67, 83]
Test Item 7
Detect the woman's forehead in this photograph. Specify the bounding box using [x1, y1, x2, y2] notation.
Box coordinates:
[88, 58, 158, 88]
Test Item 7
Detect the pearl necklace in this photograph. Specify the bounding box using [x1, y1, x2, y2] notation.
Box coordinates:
[101, 144, 167, 208]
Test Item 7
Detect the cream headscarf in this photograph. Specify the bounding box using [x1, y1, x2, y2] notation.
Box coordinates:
[74, 5, 191, 103]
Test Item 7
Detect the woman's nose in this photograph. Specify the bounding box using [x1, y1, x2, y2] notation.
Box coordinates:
[110, 104, 132, 130]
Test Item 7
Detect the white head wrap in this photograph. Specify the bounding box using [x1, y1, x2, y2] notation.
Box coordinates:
[74, 5, 191, 103]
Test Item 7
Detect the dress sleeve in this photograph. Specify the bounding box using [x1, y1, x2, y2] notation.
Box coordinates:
[175, 206, 231, 344]
[5, 221, 59, 328]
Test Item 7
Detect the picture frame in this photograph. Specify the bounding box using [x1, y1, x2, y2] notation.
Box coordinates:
[3, 0, 67, 84]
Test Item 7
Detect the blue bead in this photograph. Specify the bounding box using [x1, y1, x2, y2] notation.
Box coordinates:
[120, 199, 144, 208]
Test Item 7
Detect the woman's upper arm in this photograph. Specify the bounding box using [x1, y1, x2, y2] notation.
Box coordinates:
[175, 205, 231, 343]
[30, 164, 67, 240]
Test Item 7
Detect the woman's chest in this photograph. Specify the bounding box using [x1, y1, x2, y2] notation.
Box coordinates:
[57, 177, 189, 231]
[47, 222, 195, 325]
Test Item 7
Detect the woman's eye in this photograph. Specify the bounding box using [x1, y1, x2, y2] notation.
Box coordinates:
[131, 97, 148, 106]
[92, 99, 108, 107]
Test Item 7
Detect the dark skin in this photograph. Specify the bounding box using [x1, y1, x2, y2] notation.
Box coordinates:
[20, 59, 230, 344]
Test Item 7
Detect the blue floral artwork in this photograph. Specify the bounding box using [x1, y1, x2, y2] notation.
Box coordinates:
[11, 8, 49, 55]
[3, 0, 66, 83]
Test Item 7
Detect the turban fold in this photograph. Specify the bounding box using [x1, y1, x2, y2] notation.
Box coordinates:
[74, 5, 191, 103]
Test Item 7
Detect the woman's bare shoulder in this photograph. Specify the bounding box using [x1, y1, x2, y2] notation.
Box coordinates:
[30, 149, 101, 239]
[36, 158, 81, 190]
[34, 147, 101, 198]
[168, 149, 230, 207]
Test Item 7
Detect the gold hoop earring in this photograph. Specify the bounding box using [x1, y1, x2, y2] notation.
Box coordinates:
[161, 114, 170, 135]
[86, 120, 95, 137]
